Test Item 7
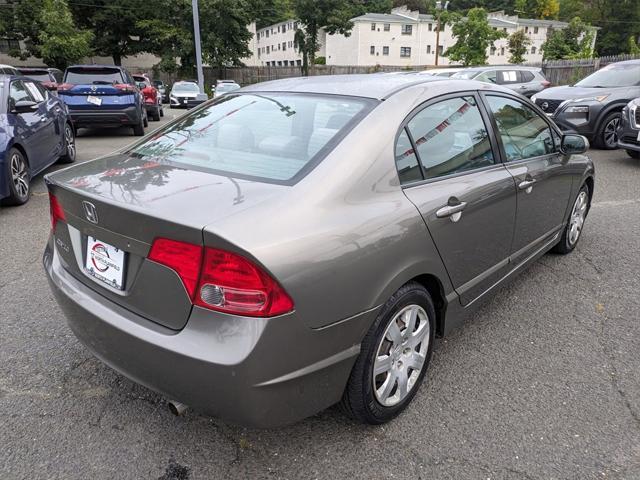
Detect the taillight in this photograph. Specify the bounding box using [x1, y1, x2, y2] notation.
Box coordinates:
[541, 80, 551, 88]
[49, 193, 65, 231]
[147, 238, 294, 317]
[57, 83, 73, 91]
[148, 238, 202, 299]
[115, 83, 136, 93]
[41, 81, 57, 91]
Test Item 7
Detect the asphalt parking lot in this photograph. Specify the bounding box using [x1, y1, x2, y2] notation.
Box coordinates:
[1, 113, 639, 479]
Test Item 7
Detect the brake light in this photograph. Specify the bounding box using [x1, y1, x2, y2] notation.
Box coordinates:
[541, 80, 551, 88]
[115, 83, 137, 93]
[148, 238, 202, 299]
[41, 81, 57, 91]
[57, 83, 73, 91]
[147, 238, 294, 317]
[49, 193, 65, 231]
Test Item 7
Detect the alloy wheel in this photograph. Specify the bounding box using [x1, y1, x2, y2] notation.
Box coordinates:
[65, 125, 75, 161]
[10, 153, 28, 199]
[568, 191, 588, 246]
[603, 116, 620, 148]
[373, 304, 430, 407]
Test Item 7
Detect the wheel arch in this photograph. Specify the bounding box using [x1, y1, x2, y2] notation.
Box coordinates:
[9, 142, 30, 170]
[594, 102, 627, 135]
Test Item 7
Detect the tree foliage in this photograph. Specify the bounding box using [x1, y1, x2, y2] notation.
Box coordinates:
[444, 8, 507, 66]
[535, 0, 559, 19]
[542, 17, 594, 60]
[508, 29, 531, 63]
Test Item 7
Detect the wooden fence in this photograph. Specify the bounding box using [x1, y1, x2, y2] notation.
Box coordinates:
[152, 53, 640, 88]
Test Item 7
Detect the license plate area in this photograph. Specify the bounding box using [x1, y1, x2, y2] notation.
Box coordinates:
[85, 236, 126, 290]
[87, 95, 102, 106]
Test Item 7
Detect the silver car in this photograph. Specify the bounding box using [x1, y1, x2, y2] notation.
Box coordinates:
[452, 66, 550, 98]
[43, 75, 594, 427]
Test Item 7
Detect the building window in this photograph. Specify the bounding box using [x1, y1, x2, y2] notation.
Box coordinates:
[370, 45, 375, 55]
[401, 24, 413, 35]
[266, 30, 269, 38]
[296, 59, 302, 66]
[282, 42, 286, 51]
[400, 47, 411, 57]
[282, 24, 286, 33]
[371, 23, 376, 31]
[383, 46, 389, 55]
[277, 61, 282, 66]
[503, 28, 507, 32]
[490, 46, 496, 55]
[438, 45, 444, 55]
[266, 46, 270, 53]
[426, 45, 431, 54]
[524, 26, 529, 33]
[500, 47, 505, 55]
[534, 26, 539, 34]
[384, 23, 390, 31]
[428, 23, 433, 31]
[294, 22, 299, 30]
[531, 46, 537, 54]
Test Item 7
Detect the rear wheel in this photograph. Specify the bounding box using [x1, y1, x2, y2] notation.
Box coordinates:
[58, 123, 76, 164]
[2, 148, 30, 206]
[595, 112, 621, 150]
[143, 110, 149, 128]
[341, 282, 435, 424]
[627, 149, 640, 159]
[159, 104, 164, 117]
[133, 112, 145, 136]
[552, 183, 590, 254]
[152, 107, 161, 121]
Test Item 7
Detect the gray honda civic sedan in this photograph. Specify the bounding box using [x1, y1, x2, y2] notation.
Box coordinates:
[43, 74, 595, 427]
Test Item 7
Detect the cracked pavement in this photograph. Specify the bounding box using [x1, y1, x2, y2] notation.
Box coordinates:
[1, 115, 639, 479]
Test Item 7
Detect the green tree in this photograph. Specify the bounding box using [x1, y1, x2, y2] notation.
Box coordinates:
[38, 0, 93, 69]
[542, 17, 594, 60]
[0, 0, 46, 60]
[292, 0, 356, 75]
[248, 0, 293, 29]
[535, 0, 559, 19]
[629, 36, 640, 55]
[444, 8, 507, 66]
[508, 29, 531, 64]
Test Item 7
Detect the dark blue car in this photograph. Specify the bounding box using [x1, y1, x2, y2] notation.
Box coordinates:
[58, 65, 147, 136]
[0, 75, 75, 206]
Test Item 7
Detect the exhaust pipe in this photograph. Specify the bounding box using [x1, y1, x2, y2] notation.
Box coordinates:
[168, 400, 188, 416]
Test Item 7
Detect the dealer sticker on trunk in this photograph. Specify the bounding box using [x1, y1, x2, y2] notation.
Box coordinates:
[85, 236, 125, 290]
[87, 95, 102, 106]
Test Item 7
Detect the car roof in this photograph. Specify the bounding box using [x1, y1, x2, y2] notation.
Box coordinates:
[611, 59, 640, 66]
[240, 74, 453, 100]
[456, 65, 541, 72]
[66, 64, 125, 70]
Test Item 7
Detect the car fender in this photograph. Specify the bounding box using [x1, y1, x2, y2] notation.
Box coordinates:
[594, 101, 632, 134]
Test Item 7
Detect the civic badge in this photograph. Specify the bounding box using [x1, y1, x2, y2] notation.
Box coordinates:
[82, 201, 98, 224]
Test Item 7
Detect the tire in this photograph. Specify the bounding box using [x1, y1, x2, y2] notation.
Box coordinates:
[595, 111, 621, 150]
[152, 108, 160, 121]
[133, 115, 145, 136]
[1, 148, 30, 206]
[159, 105, 164, 117]
[340, 282, 435, 424]
[627, 149, 640, 159]
[552, 183, 590, 254]
[58, 123, 76, 164]
[143, 111, 149, 128]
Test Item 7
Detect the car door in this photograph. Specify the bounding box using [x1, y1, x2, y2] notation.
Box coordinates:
[516, 70, 537, 97]
[399, 93, 518, 305]
[7, 80, 49, 169]
[482, 93, 572, 264]
[496, 70, 522, 94]
[23, 80, 60, 170]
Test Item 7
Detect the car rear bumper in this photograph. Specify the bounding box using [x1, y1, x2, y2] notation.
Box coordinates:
[68, 105, 141, 128]
[43, 240, 375, 427]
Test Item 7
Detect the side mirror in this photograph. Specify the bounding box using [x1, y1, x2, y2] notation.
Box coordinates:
[12, 100, 38, 114]
[560, 134, 589, 155]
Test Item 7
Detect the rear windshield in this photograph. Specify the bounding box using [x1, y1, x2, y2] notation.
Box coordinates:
[451, 70, 478, 80]
[23, 73, 50, 82]
[128, 93, 373, 184]
[576, 63, 640, 88]
[172, 82, 199, 93]
[65, 68, 124, 84]
[216, 83, 240, 93]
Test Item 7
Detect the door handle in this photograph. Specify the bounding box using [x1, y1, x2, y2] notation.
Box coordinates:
[436, 200, 467, 222]
[518, 178, 536, 193]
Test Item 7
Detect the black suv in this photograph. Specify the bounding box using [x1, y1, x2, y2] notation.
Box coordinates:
[617, 98, 640, 159]
[532, 60, 640, 149]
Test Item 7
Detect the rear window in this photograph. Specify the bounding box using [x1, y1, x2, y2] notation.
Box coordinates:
[451, 70, 477, 80]
[128, 93, 373, 184]
[576, 63, 640, 88]
[64, 68, 124, 84]
[172, 82, 199, 93]
[19, 70, 50, 82]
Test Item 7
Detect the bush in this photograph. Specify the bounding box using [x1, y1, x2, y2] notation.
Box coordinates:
[314, 56, 326, 65]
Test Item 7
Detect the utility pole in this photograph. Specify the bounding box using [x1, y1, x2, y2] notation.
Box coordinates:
[434, 1, 449, 67]
[192, 0, 205, 94]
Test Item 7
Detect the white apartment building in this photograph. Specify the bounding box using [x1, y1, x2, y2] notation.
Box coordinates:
[322, 7, 577, 67]
[253, 19, 326, 67]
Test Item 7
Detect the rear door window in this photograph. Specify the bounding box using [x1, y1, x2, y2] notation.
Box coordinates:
[520, 70, 535, 82]
[395, 129, 422, 184]
[486, 95, 555, 161]
[129, 93, 373, 184]
[64, 68, 124, 84]
[498, 70, 519, 84]
[403, 95, 495, 180]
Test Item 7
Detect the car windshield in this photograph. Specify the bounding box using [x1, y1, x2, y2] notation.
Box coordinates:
[575, 63, 640, 88]
[451, 70, 478, 80]
[172, 83, 199, 93]
[65, 68, 124, 84]
[153, 80, 163, 87]
[128, 93, 372, 183]
[22, 72, 50, 82]
[216, 84, 239, 93]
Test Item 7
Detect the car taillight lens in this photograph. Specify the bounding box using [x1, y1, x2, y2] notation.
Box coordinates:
[115, 83, 136, 93]
[49, 193, 65, 231]
[541, 80, 551, 88]
[57, 83, 73, 91]
[148, 238, 202, 299]
[42, 81, 57, 91]
[147, 238, 294, 317]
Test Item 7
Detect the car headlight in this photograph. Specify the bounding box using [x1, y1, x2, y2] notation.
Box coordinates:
[565, 105, 590, 113]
